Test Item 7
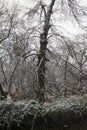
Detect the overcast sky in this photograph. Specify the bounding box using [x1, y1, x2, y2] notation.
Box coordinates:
[4, 0, 87, 7]
[3, 0, 87, 37]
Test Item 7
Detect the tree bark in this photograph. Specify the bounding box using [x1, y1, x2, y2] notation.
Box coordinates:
[37, 0, 56, 103]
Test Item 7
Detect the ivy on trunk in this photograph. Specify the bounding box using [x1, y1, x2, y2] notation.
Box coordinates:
[37, 0, 56, 103]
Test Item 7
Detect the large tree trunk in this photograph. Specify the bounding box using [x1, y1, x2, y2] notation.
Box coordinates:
[37, 33, 48, 103]
[37, 0, 56, 103]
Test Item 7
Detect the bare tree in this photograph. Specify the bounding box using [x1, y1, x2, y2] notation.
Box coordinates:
[23, 0, 87, 103]
[0, 0, 87, 102]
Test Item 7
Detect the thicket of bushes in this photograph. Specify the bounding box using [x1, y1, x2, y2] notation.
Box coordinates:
[0, 96, 87, 130]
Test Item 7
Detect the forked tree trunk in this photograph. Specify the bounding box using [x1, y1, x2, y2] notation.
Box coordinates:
[37, 0, 56, 103]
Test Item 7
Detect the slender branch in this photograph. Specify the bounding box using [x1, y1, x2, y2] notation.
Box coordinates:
[0, 59, 8, 85]
[0, 14, 13, 43]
